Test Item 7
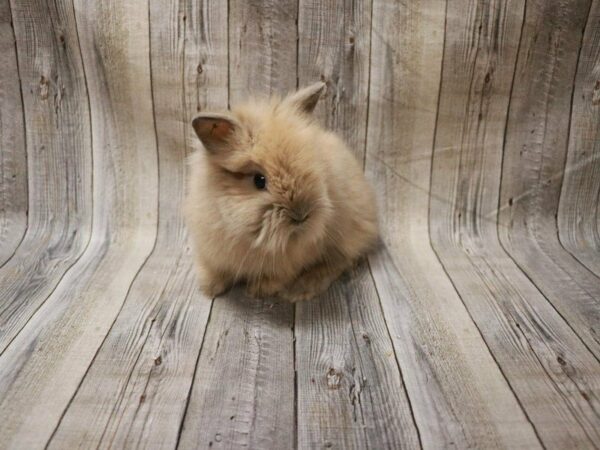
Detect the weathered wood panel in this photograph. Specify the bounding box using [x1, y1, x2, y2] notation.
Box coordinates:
[497, 0, 600, 360]
[365, 0, 541, 448]
[295, 1, 419, 448]
[0, 0, 159, 446]
[178, 1, 296, 448]
[297, 0, 371, 159]
[0, 0, 92, 354]
[228, 0, 297, 99]
[558, 0, 600, 276]
[0, 0, 27, 266]
[296, 265, 420, 449]
[429, 0, 600, 447]
[0, 0, 598, 448]
[46, 0, 222, 447]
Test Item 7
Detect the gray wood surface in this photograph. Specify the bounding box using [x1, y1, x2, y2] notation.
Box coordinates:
[296, 2, 420, 447]
[0, 0, 599, 448]
[0, 0, 158, 447]
[498, 0, 600, 361]
[0, 0, 92, 355]
[47, 0, 216, 446]
[558, 0, 600, 277]
[0, 0, 27, 266]
[365, 1, 540, 448]
[430, 0, 600, 447]
[179, 1, 297, 448]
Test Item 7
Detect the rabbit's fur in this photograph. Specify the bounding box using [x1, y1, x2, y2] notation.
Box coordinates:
[184, 82, 378, 301]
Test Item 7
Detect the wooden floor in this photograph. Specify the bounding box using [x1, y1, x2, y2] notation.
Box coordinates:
[0, 0, 599, 448]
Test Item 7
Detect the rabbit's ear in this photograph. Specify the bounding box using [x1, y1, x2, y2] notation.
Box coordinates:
[283, 82, 326, 114]
[192, 113, 241, 153]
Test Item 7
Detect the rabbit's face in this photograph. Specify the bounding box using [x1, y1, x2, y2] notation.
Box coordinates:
[190, 83, 333, 255]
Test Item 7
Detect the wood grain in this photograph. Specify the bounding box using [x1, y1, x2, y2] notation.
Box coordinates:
[365, 0, 541, 448]
[429, 0, 600, 447]
[497, 0, 600, 361]
[297, 0, 371, 159]
[0, 0, 598, 448]
[0, 0, 92, 355]
[295, 1, 419, 448]
[0, 0, 159, 446]
[228, 0, 297, 99]
[178, 1, 297, 448]
[0, 0, 27, 266]
[558, 0, 600, 276]
[46, 0, 224, 447]
[296, 265, 420, 449]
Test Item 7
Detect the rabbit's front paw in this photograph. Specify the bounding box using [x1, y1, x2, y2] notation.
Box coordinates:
[196, 266, 232, 298]
[280, 274, 331, 302]
[245, 277, 284, 299]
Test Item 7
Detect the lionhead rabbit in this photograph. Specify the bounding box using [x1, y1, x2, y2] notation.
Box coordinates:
[185, 82, 378, 302]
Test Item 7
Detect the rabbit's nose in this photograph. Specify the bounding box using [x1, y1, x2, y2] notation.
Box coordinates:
[288, 203, 311, 224]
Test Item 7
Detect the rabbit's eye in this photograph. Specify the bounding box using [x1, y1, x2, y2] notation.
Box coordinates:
[253, 173, 267, 190]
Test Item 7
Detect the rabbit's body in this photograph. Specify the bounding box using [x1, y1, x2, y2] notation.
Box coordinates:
[184, 83, 378, 301]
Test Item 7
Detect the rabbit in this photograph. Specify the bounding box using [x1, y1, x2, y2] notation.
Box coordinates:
[184, 82, 378, 302]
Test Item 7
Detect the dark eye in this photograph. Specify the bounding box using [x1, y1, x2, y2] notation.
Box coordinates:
[253, 173, 267, 190]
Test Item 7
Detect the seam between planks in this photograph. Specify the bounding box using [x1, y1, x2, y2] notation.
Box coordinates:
[0, 0, 28, 271]
[360, 0, 374, 172]
[293, 2, 299, 449]
[426, 0, 545, 447]
[366, 258, 423, 449]
[175, 297, 216, 449]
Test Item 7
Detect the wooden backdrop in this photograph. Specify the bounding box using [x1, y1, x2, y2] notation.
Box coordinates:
[0, 0, 599, 448]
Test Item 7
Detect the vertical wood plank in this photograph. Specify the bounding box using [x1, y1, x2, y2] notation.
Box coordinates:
[46, 0, 225, 447]
[366, 0, 541, 448]
[0, 0, 159, 446]
[296, 265, 420, 449]
[429, 0, 600, 447]
[228, 0, 297, 98]
[295, 1, 420, 448]
[0, 0, 27, 266]
[497, 0, 600, 360]
[178, 1, 297, 448]
[558, 0, 600, 276]
[0, 0, 92, 354]
[297, 0, 371, 158]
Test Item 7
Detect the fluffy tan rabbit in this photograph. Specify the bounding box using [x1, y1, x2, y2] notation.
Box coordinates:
[184, 82, 378, 302]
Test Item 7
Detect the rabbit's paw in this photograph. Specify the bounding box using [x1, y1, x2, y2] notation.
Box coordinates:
[197, 267, 232, 298]
[245, 277, 284, 299]
[280, 274, 332, 302]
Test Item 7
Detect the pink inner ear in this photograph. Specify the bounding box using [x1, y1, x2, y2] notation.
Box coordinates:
[209, 121, 233, 140]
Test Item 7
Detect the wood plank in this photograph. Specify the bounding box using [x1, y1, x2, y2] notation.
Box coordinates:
[558, 0, 600, 276]
[0, 0, 159, 447]
[178, 1, 297, 448]
[179, 292, 295, 449]
[46, 0, 225, 447]
[497, 0, 600, 361]
[296, 264, 420, 449]
[228, 0, 297, 99]
[365, 0, 541, 448]
[429, 0, 600, 447]
[297, 0, 371, 159]
[295, 1, 419, 447]
[0, 0, 27, 266]
[0, 0, 92, 354]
